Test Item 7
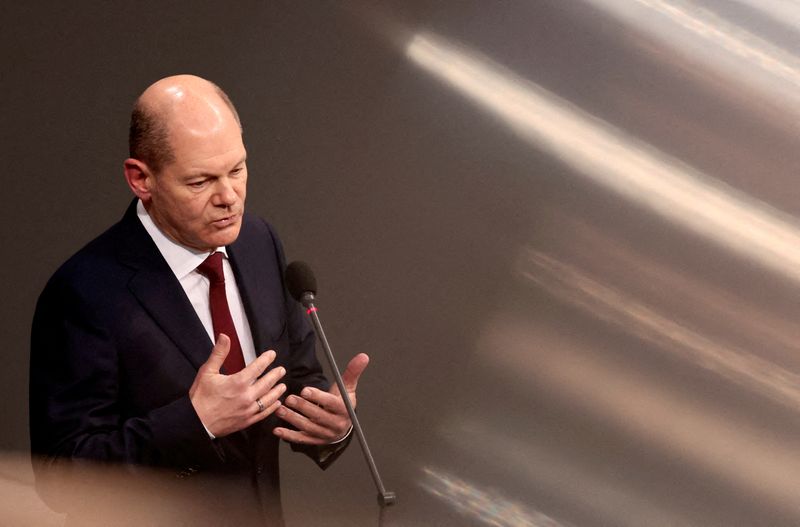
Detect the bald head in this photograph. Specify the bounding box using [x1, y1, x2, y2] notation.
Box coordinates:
[128, 75, 241, 173]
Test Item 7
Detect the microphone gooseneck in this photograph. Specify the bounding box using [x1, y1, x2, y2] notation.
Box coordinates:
[283, 261, 396, 510]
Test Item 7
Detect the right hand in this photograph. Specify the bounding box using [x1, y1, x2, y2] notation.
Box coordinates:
[189, 334, 286, 437]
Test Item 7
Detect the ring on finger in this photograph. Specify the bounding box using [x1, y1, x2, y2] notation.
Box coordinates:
[256, 398, 265, 412]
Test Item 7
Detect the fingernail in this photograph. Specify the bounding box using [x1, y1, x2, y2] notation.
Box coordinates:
[279, 367, 286, 376]
[276, 407, 287, 417]
[286, 395, 296, 405]
[278, 383, 286, 393]
[301, 388, 312, 398]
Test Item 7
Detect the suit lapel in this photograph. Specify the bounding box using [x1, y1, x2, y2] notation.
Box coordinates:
[228, 218, 284, 356]
[115, 200, 213, 371]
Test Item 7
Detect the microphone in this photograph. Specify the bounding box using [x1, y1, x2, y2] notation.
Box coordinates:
[285, 260, 317, 308]
[284, 261, 396, 509]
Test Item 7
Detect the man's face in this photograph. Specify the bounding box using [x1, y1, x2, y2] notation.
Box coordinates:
[145, 116, 247, 252]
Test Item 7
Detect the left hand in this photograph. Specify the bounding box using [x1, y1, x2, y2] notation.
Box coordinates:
[273, 353, 369, 445]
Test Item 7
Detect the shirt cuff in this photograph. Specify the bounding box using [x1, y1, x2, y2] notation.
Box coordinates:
[202, 422, 216, 440]
[329, 424, 353, 445]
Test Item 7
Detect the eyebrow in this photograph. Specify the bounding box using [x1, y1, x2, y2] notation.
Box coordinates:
[184, 156, 247, 180]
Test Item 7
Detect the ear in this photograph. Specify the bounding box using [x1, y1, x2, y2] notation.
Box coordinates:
[123, 158, 154, 202]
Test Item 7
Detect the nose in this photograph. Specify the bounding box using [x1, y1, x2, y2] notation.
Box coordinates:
[212, 177, 239, 208]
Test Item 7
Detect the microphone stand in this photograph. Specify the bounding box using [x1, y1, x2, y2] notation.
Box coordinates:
[300, 293, 397, 521]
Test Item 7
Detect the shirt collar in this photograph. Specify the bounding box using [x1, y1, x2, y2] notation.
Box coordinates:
[136, 199, 228, 280]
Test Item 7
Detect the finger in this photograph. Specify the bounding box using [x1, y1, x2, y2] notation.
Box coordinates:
[274, 406, 341, 444]
[244, 399, 281, 428]
[236, 349, 276, 384]
[272, 427, 327, 446]
[202, 334, 231, 373]
[278, 404, 343, 440]
[339, 353, 369, 393]
[250, 365, 285, 395]
[255, 382, 288, 410]
[297, 387, 347, 416]
[285, 393, 345, 428]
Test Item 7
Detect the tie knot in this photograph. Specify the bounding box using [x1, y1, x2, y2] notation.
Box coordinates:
[197, 252, 225, 283]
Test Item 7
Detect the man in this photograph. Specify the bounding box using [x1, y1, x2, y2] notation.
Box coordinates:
[29, 75, 368, 526]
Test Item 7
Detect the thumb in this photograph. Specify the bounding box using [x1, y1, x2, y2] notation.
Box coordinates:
[341, 353, 369, 392]
[203, 333, 231, 374]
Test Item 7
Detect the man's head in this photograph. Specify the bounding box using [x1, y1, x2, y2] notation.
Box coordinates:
[124, 74, 247, 252]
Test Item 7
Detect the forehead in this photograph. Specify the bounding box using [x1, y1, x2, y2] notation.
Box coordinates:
[167, 118, 246, 173]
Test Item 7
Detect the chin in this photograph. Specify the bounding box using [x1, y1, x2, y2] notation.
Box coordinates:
[214, 226, 242, 248]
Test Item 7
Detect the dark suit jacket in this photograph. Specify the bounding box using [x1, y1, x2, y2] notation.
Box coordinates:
[30, 200, 342, 526]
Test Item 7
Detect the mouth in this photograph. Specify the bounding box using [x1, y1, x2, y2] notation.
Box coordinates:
[211, 213, 241, 228]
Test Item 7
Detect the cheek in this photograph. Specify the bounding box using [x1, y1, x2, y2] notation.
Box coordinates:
[184, 195, 212, 220]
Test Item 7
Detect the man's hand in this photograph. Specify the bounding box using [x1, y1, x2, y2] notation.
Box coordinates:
[189, 334, 286, 437]
[273, 353, 369, 445]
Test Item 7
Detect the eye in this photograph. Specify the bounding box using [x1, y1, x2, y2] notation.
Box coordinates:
[231, 167, 244, 176]
[188, 179, 209, 189]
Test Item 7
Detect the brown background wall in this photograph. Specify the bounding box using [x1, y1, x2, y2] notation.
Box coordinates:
[6, 1, 800, 525]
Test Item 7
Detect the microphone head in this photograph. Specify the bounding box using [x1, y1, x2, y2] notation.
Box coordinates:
[285, 261, 317, 302]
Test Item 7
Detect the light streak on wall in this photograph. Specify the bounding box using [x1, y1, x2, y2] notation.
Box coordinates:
[479, 313, 800, 515]
[730, 0, 800, 33]
[436, 418, 693, 527]
[405, 32, 800, 285]
[517, 247, 800, 410]
[581, 0, 800, 102]
[420, 466, 568, 527]
[549, 215, 800, 364]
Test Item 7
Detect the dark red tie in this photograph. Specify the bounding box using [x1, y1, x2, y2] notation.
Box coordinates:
[197, 252, 245, 374]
